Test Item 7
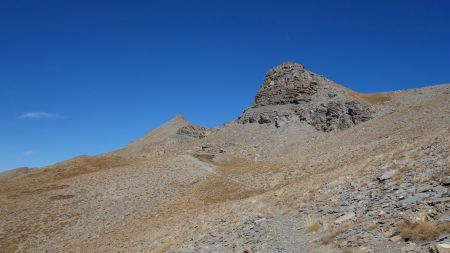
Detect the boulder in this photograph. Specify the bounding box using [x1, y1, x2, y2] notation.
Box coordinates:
[390, 235, 403, 242]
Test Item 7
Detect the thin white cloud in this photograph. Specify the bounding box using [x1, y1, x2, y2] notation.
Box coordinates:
[23, 150, 35, 156]
[19, 112, 66, 119]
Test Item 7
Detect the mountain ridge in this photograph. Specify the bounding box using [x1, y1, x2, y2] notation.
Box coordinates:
[1, 63, 449, 253]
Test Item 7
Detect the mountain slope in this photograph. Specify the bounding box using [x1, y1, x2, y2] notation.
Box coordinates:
[1, 63, 449, 253]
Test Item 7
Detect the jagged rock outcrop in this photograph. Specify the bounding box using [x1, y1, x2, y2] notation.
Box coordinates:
[176, 125, 208, 139]
[237, 62, 373, 131]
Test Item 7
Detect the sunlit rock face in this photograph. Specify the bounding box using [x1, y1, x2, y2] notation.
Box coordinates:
[237, 62, 373, 131]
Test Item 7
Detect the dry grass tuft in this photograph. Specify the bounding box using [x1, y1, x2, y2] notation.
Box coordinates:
[398, 164, 409, 173]
[305, 220, 320, 233]
[152, 240, 180, 253]
[358, 93, 392, 104]
[317, 191, 336, 201]
[438, 222, 450, 234]
[398, 220, 450, 241]
[367, 223, 378, 231]
[321, 223, 351, 244]
[391, 172, 402, 181]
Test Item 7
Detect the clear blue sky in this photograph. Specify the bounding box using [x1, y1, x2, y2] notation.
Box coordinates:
[1, 0, 449, 171]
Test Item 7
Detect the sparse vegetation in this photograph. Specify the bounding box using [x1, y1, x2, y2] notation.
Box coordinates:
[317, 191, 336, 201]
[1, 62, 449, 253]
[391, 172, 402, 181]
[305, 218, 320, 233]
[398, 164, 409, 173]
[321, 223, 351, 244]
[398, 220, 450, 241]
[439, 222, 450, 234]
[367, 223, 378, 231]
[358, 93, 392, 104]
[152, 240, 178, 253]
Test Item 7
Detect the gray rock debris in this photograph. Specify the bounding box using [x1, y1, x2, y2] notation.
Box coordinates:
[378, 170, 398, 181]
[176, 125, 208, 139]
[335, 212, 356, 224]
[396, 193, 430, 208]
[237, 62, 373, 131]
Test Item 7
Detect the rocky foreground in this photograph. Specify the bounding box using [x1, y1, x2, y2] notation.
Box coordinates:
[0, 63, 449, 253]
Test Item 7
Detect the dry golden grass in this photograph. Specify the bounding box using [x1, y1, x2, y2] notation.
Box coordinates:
[398, 220, 450, 241]
[367, 223, 378, 231]
[306, 223, 320, 233]
[18, 184, 69, 195]
[358, 93, 392, 104]
[391, 151, 406, 161]
[416, 168, 449, 184]
[391, 172, 402, 181]
[50, 155, 128, 179]
[321, 223, 351, 244]
[437, 222, 450, 234]
[0, 167, 30, 183]
[317, 191, 336, 201]
[0, 155, 130, 195]
[398, 164, 409, 173]
[152, 240, 179, 253]
[305, 218, 320, 233]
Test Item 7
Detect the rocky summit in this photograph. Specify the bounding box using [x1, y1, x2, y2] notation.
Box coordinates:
[238, 62, 373, 131]
[1, 62, 449, 253]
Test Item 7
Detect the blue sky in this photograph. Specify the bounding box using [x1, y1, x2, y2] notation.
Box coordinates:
[1, 0, 449, 171]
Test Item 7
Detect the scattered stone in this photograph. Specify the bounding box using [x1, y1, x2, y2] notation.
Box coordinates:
[438, 214, 450, 222]
[440, 177, 450, 186]
[434, 197, 450, 204]
[397, 193, 430, 207]
[417, 184, 434, 193]
[401, 242, 416, 252]
[335, 212, 355, 224]
[435, 243, 450, 253]
[378, 170, 398, 181]
[382, 228, 397, 238]
[390, 235, 403, 242]
[434, 185, 448, 194]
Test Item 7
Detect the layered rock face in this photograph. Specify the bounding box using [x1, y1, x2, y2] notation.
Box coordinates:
[237, 62, 373, 131]
[176, 125, 208, 139]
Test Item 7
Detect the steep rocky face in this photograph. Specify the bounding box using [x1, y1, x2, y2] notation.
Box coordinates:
[237, 62, 373, 131]
[176, 125, 208, 139]
[253, 63, 318, 106]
